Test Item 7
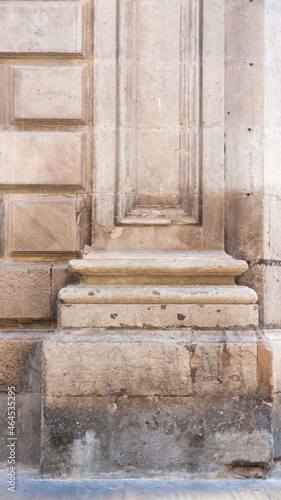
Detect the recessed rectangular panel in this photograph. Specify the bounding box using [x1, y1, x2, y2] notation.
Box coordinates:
[116, 0, 201, 224]
[9, 197, 84, 254]
[0, 2, 86, 55]
[0, 132, 85, 186]
[12, 66, 86, 122]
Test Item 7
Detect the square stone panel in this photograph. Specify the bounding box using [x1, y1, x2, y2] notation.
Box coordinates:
[9, 197, 84, 254]
[0, 266, 51, 320]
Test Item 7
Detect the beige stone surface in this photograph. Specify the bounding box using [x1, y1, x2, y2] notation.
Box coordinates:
[208, 430, 272, 465]
[265, 196, 281, 260]
[264, 266, 281, 327]
[225, 0, 264, 63]
[0, 340, 41, 392]
[51, 266, 79, 320]
[43, 341, 192, 396]
[0, 132, 85, 186]
[225, 128, 264, 195]
[194, 342, 257, 396]
[59, 285, 257, 305]
[12, 66, 86, 121]
[0, 2, 86, 54]
[8, 197, 84, 254]
[267, 332, 281, 394]
[92, 0, 225, 251]
[59, 303, 258, 329]
[0, 266, 51, 320]
[225, 195, 265, 261]
[71, 253, 248, 284]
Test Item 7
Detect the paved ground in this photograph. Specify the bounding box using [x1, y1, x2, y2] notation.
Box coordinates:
[1, 473, 281, 500]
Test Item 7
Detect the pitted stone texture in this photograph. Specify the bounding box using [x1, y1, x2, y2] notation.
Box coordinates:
[59, 303, 258, 329]
[43, 336, 258, 399]
[0, 267, 51, 321]
[225, 195, 265, 261]
[0, 133, 85, 186]
[59, 285, 257, 305]
[267, 331, 281, 458]
[264, 265, 281, 327]
[41, 395, 272, 478]
[0, 341, 41, 393]
[0, 2, 86, 55]
[43, 342, 192, 397]
[0, 197, 4, 257]
[193, 341, 257, 397]
[51, 266, 80, 320]
[12, 66, 86, 121]
[9, 197, 84, 254]
[0, 394, 41, 467]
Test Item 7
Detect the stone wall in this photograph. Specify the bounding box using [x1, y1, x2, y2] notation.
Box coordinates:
[0, 0, 92, 326]
[0, 0, 280, 478]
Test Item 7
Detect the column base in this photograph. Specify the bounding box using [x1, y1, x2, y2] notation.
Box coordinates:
[58, 252, 258, 330]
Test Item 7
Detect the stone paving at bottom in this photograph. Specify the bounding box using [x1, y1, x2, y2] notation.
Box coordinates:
[1, 474, 281, 500]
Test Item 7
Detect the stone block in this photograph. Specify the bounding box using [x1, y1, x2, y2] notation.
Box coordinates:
[264, 265, 281, 327]
[135, 0, 180, 64]
[203, 63, 224, 128]
[59, 303, 258, 329]
[94, 0, 116, 60]
[0, 197, 4, 257]
[265, 195, 281, 260]
[0, 2, 86, 55]
[8, 197, 84, 254]
[94, 63, 116, 126]
[135, 128, 180, 205]
[268, 331, 281, 458]
[12, 66, 86, 121]
[225, 194, 265, 260]
[273, 396, 281, 459]
[226, 63, 264, 129]
[194, 341, 257, 397]
[225, 128, 264, 195]
[43, 341, 192, 397]
[265, 129, 281, 196]
[51, 266, 80, 321]
[225, 0, 264, 63]
[0, 394, 41, 467]
[0, 266, 51, 321]
[41, 395, 272, 477]
[0, 341, 41, 393]
[202, 128, 224, 195]
[0, 132, 85, 186]
[93, 130, 116, 192]
[136, 63, 179, 127]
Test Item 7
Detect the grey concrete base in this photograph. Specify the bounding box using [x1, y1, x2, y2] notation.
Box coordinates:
[0, 473, 281, 499]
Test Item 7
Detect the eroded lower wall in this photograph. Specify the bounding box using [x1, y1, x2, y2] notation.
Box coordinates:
[40, 331, 272, 478]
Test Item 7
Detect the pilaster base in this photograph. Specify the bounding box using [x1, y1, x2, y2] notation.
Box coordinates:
[58, 252, 258, 330]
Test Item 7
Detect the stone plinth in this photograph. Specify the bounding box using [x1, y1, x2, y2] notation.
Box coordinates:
[58, 253, 258, 330]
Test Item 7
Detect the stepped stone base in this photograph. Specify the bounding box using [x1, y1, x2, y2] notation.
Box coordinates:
[58, 252, 258, 330]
